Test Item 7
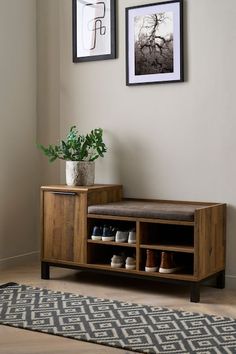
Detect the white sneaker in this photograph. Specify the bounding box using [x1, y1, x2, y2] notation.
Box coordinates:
[111, 255, 124, 268]
[128, 230, 136, 244]
[115, 231, 129, 243]
[125, 257, 136, 270]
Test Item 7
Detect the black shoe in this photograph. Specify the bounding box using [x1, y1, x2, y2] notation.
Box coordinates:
[91, 226, 103, 240]
[102, 225, 116, 241]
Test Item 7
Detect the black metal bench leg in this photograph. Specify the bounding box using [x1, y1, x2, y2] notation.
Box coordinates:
[41, 261, 50, 280]
[216, 270, 225, 289]
[190, 282, 200, 303]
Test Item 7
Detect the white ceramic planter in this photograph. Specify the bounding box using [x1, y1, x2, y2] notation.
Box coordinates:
[66, 161, 95, 186]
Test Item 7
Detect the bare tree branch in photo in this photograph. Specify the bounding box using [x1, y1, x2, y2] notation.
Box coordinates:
[135, 13, 174, 76]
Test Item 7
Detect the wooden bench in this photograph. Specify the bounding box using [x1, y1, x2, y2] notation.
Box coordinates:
[41, 185, 226, 302]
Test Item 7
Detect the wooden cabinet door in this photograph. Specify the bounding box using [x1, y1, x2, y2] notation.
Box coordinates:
[42, 191, 80, 263]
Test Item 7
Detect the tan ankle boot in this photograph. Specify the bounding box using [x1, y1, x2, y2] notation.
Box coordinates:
[145, 249, 158, 272]
[159, 251, 180, 273]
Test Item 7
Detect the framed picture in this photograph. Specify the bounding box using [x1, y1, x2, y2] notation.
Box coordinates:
[72, 0, 116, 62]
[126, 0, 183, 85]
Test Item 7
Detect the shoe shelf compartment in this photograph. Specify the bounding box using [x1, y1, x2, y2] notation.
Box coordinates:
[138, 221, 195, 279]
[87, 216, 137, 271]
[87, 243, 137, 271]
[139, 222, 194, 254]
[139, 248, 194, 277]
[87, 217, 136, 244]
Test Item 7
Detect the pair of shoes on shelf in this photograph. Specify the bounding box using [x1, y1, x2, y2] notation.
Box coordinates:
[111, 255, 136, 270]
[115, 229, 136, 244]
[91, 225, 117, 241]
[91, 225, 136, 244]
[145, 250, 181, 273]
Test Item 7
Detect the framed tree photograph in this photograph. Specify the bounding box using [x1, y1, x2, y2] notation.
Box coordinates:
[72, 0, 116, 62]
[126, 0, 183, 85]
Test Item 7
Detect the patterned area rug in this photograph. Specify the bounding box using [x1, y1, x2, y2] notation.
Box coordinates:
[0, 283, 236, 354]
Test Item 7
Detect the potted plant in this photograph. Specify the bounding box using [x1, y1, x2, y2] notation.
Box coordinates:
[38, 126, 107, 186]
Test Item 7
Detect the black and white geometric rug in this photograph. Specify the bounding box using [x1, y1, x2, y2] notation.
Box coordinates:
[0, 283, 236, 354]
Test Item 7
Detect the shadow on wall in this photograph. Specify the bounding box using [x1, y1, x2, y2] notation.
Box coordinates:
[0, 154, 40, 260]
[96, 130, 159, 198]
[95, 130, 122, 185]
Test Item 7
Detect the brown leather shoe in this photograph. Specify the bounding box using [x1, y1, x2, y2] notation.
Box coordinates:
[145, 249, 158, 272]
[159, 251, 180, 273]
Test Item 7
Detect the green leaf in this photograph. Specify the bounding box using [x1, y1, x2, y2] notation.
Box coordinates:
[37, 126, 107, 162]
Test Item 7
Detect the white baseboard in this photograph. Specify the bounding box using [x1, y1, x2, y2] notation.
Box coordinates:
[0, 251, 40, 270]
[226, 275, 236, 289]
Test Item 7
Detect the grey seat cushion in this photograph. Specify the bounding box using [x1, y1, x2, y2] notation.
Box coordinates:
[88, 200, 204, 221]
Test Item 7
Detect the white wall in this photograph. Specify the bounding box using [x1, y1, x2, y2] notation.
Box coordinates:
[38, 0, 236, 287]
[0, 0, 39, 265]
[37, 0, 60, 184]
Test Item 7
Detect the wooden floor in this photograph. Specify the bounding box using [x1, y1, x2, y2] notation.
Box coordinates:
[0, 261, 236, 354]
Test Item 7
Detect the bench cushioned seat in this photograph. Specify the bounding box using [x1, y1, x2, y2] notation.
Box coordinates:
[88, 200, 205, 222]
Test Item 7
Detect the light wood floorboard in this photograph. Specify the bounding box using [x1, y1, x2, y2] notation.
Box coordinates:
[0, 261, 236, 354]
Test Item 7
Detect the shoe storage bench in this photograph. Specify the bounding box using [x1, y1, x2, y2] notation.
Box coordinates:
[41, 185, 226, 303]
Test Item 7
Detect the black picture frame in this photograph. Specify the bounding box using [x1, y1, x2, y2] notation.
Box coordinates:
[72, 0, 116, 62]
[126, 0, 184, 85]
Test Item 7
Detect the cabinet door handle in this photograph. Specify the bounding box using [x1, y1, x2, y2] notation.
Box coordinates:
[52, 192, 76, 196]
